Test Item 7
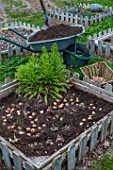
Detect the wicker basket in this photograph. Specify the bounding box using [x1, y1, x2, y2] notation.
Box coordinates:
[80, 62, 113, 85]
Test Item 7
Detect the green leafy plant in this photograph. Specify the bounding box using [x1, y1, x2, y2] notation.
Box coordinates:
[0, 56, 29, 84]
[66, 2, 81, 14]
[16, 44, 70, 104]
[79, 9, 93, 17]
[67, 6, 79, 14]
[89, 152, 113, 170]
[90, 3, 103, 12]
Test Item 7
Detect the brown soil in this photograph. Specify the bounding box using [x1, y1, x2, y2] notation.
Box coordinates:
[0, 157, 7, 170]
[0, 4, 6, 24]
[0, 86, 113, 157]
[0, 28, 32, 51]
[29, 24, 83, 42]
[0, 7, 4, 21]
[103, 36, 113, 44]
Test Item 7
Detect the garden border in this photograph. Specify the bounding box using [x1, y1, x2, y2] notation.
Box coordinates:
[0, 21, 41, 60]
[50, 3, 113, 27]
[87, 28, 113, 60]
[1, 80, 113, 170]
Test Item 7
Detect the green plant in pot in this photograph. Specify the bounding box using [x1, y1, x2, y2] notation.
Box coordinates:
[16, 44, 70, 104]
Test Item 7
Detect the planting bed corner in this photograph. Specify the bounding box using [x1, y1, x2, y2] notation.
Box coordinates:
[0, 80, 113, 170]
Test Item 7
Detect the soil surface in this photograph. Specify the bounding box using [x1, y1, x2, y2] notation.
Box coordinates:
[0, 28, 32, 51]
[0, 157, 7, 170]
[0, 86, 113, 157]
[0, 4, 6, 24]
[103, 36, 113, 44]
[29, 24, 83, 42]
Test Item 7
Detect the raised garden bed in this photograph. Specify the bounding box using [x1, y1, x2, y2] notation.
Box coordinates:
[1, 85, 113, 157]
[1, 80, 113, 169]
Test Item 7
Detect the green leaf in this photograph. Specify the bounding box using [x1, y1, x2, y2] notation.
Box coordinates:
[50, 90, 63, 99]
[15, 44, 70, 103]
[44, 94, 48, 105]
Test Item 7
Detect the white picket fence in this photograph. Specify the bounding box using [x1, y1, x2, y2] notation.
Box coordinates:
[87, 28, 113, 60]
[0, 21, 41, 31]
[0, 21, 41, 60]
[50, 3, 113, 27]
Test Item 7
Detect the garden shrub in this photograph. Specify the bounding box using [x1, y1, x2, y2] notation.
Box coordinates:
[67, 6, 79, 14]
[90, 3, 103, 12]
[16, 44, 70, 104]
[79, 9, 93, 17]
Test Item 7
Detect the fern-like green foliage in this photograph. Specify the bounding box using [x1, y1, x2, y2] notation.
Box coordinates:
[16, 44, 70, 104]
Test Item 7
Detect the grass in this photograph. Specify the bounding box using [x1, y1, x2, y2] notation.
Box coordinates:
[7, 11, 44, 26]
[51, 0, 71, 7]
[0, 55, 29, 84]
[0, 54, 113, 84]
[78, 17, 113, 45]
[1, 0, 44, 27]
[88, 148, 113, 170]
[2, 0, 27, 9]
[2, 0, 27, 13]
